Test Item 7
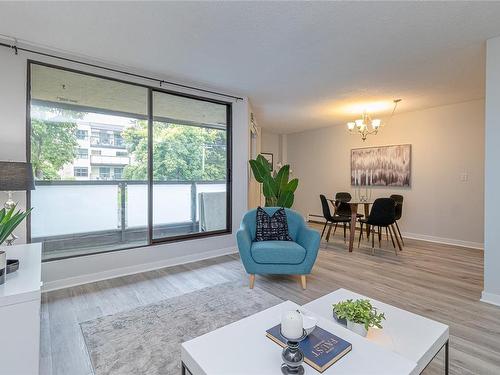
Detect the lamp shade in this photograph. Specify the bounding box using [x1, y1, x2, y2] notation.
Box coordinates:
[0, 161, 35, 191]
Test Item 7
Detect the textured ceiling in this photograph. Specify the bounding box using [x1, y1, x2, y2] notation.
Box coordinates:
[1, 1, 499, 133]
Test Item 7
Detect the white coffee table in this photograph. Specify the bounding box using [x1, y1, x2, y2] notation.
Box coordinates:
[181, 300, 417, 374]
[303, 289, 449, 374]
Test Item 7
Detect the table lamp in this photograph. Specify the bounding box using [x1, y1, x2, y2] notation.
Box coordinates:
[0, 161, 35, 210]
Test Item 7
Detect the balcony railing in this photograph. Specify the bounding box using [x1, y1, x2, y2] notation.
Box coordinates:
[31, 180, 226, 260]
[90, 155, 130, 165]
[90, 137, 126, 148]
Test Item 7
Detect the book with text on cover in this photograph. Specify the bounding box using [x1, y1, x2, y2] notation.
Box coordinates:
[266, 324, 352, 373]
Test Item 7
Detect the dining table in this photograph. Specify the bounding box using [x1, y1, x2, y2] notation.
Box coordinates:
[328, 199, 374, 252]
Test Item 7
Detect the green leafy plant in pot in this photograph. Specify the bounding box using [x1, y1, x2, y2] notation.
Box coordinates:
[0, 204, 33, 246]
[249, 154, 298, 208]
[332, 299, 385, 337]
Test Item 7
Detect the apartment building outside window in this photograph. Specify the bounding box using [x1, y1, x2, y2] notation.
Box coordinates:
[74, 167, 88, 177]
[76, 129, 88, 140]
[76, 148, 88, 159]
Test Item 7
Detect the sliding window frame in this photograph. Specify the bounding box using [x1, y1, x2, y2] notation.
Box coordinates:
[26, 60, 233, 261]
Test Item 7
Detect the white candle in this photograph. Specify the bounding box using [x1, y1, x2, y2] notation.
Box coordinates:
[370, 170, 373, 185]
[281, 310, 303, 340]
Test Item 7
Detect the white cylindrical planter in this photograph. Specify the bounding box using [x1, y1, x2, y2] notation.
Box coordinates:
[347, 320, 368, 337]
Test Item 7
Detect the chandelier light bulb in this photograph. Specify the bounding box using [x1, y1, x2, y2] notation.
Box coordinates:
[371, 119, 381, 129]
[345, 98, 401, 141]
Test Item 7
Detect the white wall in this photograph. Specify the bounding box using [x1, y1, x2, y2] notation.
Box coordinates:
[248, 106, 263, 209]
[0, 46, 249, 290]
[261, 129, 289, 169]
[286, 99, 485, 249]
[261, 129, 281, 163]
[483, 36, 500, 306]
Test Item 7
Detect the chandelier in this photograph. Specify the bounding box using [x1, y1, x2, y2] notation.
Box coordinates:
[347, 99, 402, 141]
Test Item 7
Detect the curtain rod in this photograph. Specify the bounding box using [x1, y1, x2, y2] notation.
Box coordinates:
[0, 40, 243, 101]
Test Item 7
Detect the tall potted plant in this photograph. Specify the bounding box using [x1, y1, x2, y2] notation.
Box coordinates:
[249, 154, 298, 208]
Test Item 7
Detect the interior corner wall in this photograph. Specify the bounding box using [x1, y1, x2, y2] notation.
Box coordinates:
[261, 129, 282, 165]
[0, 46, 250, 290]
[483, 35, 500, 306]
[248, 104, 262, 209]
[287, 99, 485, 249]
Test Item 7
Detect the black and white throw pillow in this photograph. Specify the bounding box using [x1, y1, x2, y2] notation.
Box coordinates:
[255, 207, 292, 241]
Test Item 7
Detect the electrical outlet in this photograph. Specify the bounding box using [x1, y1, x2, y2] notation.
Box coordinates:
[460, 173, 468, 182]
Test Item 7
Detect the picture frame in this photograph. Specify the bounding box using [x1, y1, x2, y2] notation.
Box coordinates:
[261, 152, 274, 171]
[350, 144, 411, 187]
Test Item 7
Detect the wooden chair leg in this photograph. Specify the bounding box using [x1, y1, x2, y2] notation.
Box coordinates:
[332, 222, 338, 237]
[371, 229, 375, 255]
[390, 225, 403, 251]
[326, 223, 333, 242]
[395, 221, 405, 247]
[249, 274, 255, 289]
[321, 222, 328, 238]
[388, 226, 398, 255]
[358, 222, 364, 248]
[378, 226, 382, 248]
[343, 223, 347, 242]
[385, 227, 389, 243]
[300, 275, 307, 290]
[388, 225, 396, 249]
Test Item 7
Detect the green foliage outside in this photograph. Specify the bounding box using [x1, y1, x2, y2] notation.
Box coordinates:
[249, 154, 299, 208]
[122, 121, 227, 181]
[31, 119, 78, 180]
[30, 105, 227, 182]
[332, 299, 385, 330]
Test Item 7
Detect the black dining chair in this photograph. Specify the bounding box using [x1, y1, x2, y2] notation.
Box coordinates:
[319, 195, 351, 242]
[333, 192, 364, 241]
[358, 198, 401, 255]
[335, 192, 352, 202]
[390, 194, 404, 246]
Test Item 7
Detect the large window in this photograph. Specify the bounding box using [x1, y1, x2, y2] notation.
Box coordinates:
[151, 91, 229, 240]
[28, 62, 231, 260]
[76, 148, 88, 159]
[74, 167, 88, 177]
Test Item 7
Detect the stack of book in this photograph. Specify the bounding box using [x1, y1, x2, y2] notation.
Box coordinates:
[266, 324, 352, 373]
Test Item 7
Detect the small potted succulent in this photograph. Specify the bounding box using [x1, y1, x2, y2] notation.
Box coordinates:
[332, 299, 385, 337]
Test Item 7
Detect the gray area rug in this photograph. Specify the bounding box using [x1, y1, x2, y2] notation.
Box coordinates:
[80, 282, 283, 375]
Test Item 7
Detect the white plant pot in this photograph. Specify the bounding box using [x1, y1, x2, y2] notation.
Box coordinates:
[347, 320, 368, 337]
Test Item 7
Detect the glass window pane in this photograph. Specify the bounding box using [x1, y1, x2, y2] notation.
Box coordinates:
[31, 64, 148, 118]
[152, 91, 228, 240]
[30, 63, 149, 260]
[153, 92, 227, 128]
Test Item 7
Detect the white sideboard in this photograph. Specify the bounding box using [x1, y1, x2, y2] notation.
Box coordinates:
[0, 243, 42, 375]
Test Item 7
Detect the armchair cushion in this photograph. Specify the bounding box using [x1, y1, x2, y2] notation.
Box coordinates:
[255, 207, 292, 241]
[251, 241, 306, 265]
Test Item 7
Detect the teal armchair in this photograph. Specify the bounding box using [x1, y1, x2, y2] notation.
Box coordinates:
[236, 207, 320, 289]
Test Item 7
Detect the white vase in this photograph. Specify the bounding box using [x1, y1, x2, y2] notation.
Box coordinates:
[347, 320, 368, 337]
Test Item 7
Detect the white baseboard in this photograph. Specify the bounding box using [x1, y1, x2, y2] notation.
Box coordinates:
[402, 231, 483, 250]
[42, 246, 238, 293]
[480, 291, 500, 307]
[308, 219, 484, 250]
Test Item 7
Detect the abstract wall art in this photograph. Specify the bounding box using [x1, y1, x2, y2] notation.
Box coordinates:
[351, 144, 411, 187]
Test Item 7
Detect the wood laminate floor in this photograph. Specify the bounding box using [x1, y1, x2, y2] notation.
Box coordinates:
[40, 227, 500, 375]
